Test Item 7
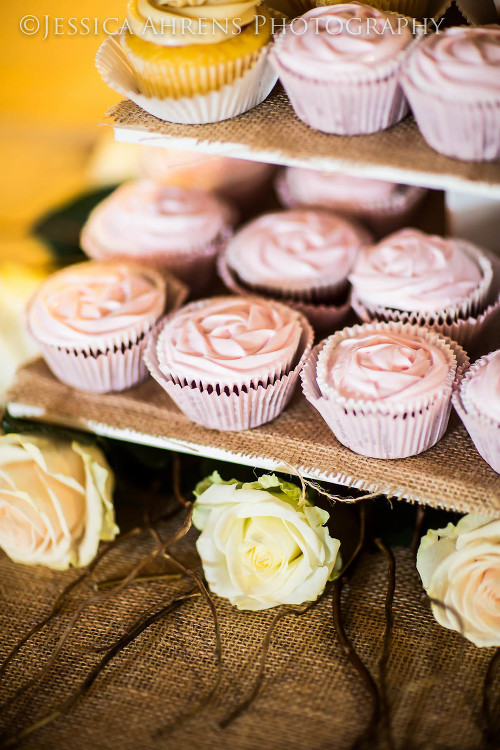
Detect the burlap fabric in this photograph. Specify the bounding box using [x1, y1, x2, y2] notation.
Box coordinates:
[7, 358, 500, 514]
[0, 510, 498, 750]
[107, 90, 500, 192]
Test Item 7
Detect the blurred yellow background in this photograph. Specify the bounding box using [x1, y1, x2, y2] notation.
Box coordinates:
[0, 1, 126, 267]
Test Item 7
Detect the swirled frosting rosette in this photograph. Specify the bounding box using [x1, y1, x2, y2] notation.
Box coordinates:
[269, 4, 414, 134]
[349, 229, 495, 348]
[218, 209, 369, 333]
[223, 209, 369, 300]
[301, 321, 468, 459]
[453, 350, 500, 474]
[402, 26, 500, 161]
[276, 168, 427, 238]
[81, 180, 236, 296]
[144, 296, 313, 430]
[26, 261, 178, 393]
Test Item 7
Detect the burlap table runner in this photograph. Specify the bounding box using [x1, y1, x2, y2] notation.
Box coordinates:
[7, 358, 500, 515]
[0, 509, 498, 750]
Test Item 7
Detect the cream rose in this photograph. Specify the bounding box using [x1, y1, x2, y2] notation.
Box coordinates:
[417, 514, 500, 648]
[0, 434, 118, 570]
[193, 472, 341, 611]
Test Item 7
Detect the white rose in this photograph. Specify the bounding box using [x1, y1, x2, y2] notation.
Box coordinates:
[0, 433, 118, 570]
[416, 514, 500, 648]
[193, 472, 341, 611]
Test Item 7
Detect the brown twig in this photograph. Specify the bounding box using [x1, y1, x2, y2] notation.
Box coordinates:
[0, 590, 199, 750]
[375, 538, 396, 750]
[154, 549, 223, 735]
[332, 577, 381, 750]
[172, 454, 191, 508]
[0, 506, 193, 717]
[411, 505, 426, 559]
[219, 602, 315, 729]
[481, 648, 500, 750]
[0, 526, 142, 684]
[94, 573, 183, 591]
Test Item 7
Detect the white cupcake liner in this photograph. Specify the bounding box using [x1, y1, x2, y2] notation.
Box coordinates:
[96, 32, 278, 125]
[82, 224, 234, 298]
[402, 73, 500, 162]
[301, 321, 468, 459]
[270, 36, 413, 135]
[28, 273, 188, 394]
[217, 250, 352, 335]
[275, 171, 427, 238]
[144, 306, 313, 431]
[351, 240, 493, 339]
[452, 352, 500, 474]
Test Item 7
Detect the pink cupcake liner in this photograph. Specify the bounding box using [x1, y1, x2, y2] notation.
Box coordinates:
[275, 171, 427, 238]
[350, 241, 494, 343]
[402, 75, 500, 162]
[270, 41, 412, 135]
[82, 223, 235, 299]
[301, 321, 468, 459]
[28, 273, 188, 394]
[217, 250, 352, 336]
[352, 291, 500, 350]
[144, 308, 314, 431]
[452, 353, 500, 474]
[38, 333, 152, 394]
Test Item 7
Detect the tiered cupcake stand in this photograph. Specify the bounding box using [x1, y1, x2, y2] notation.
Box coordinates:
[7, 89, 500, 516]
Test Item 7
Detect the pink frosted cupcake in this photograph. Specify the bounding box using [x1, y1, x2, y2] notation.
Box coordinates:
[453, 349, 500, 473]
[144, 296, 313, 430]
[26, 261, 168, 393]
[402, 25, 500, 161]
[349, 229, 496, 348]
[301, 321, 467, 459]
[140, 148, 275, 212]
[81, 180, 236, 296]
[269, 4, 413, 135]
[218, 209, 370, 332]
[276, 168, 427, 237]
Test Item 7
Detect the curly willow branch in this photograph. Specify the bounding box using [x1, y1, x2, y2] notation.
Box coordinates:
[0, 505, 193, 720]
[0, 591, 200, 750]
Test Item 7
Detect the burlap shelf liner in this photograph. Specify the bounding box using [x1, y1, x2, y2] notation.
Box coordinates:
[7, 358, 500, 514]
[107, 90, 500, 192]
[0, 519, 498, 750]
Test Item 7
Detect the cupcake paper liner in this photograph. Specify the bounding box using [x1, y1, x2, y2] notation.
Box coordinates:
[275, 171, 427, 238]
[352, 291, 500, 350]
[144, 305, 314, 431]
[402, 75, 500, 162]
[217, 250, 352, 336]
[452, 352, 500, 474]
[350, 240, 494, 346]
[82, 224, 235, 299]
[270, 37, 413, 135]
[96, 32, 278, 125]
[28, 273, 188, 394]
[301, 321, 468, 459]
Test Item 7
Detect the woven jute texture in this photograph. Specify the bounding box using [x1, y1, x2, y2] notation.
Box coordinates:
[0, 512, 498, 750]
[107, 90, 500, 191]
[7, 358, 500, 514]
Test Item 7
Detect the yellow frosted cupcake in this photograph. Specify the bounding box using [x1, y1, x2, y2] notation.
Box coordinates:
[121, 0, 274, 99]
